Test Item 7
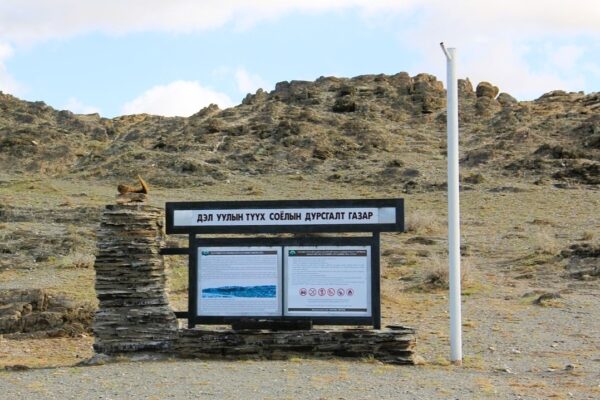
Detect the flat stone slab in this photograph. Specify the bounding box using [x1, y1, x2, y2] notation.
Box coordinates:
[171, 327, 417, 365]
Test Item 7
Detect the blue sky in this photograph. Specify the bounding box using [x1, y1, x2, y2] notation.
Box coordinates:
[0, 1, 598, 117]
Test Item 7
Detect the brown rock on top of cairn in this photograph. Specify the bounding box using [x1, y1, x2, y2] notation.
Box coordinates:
[93, 198, 178, 354]
[116, 175, 149, 204]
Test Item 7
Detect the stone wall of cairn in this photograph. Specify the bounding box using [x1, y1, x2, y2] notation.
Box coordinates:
[93, 204, 178, 353]
[173, 327, 417, 364]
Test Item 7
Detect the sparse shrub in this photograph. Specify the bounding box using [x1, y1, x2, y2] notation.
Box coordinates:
[206, 118, 224, 133]
[57, 252, 95, 269]
[582, 231, 594, 241]
[332, 96, 356, 113]
[423, 258, 448, 289]
[405, 210, 443, 234]
[462, 149, 494, 167]
[532, 230, 561, 255]
[420, 256, 471, 291]
[463, 173, 485, 184]
[533, 292, 562, 306]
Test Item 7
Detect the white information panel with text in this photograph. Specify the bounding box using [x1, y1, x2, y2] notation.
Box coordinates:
[284, 246, 371, 317]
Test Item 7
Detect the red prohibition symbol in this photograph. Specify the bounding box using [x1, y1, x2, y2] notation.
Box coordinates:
[337, 288, 345, 296]
[318, 288, 326, 296]
[299, 288, 307, 296]
[309, 288, 317, 296]
[327, 288, 335, 296]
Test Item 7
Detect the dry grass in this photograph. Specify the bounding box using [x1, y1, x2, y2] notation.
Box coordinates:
[166, 255, 188, 293]
[165, 255, 188, 311]
[416, 256, 473, 291]
[474, 377, 497, 396]
[0, 337, 94, 369]
[57, 252, 95, 269]
[582, 230, 594, 241]
[405, 210, 444, 235]
[531, 230, 561, 256]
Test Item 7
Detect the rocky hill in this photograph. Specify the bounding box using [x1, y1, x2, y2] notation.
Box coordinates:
[1, 73, 600, 395]
[1, 72, 599, 190]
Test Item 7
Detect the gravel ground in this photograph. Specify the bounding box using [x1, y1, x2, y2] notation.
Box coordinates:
[0, 358, 577, 400]
[1, 355, 598, 400]
[1, 285, 598, 399]
[2, 184, 599, 399]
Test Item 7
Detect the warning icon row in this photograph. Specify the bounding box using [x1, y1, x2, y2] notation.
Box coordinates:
[299, 288, 354, 297]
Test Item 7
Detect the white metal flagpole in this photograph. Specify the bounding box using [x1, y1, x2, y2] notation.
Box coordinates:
[440, 42, 463, 364]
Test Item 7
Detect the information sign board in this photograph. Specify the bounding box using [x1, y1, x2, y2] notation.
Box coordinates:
[284, 246, 371, 317]
[197, 247, 282, 317]
[163, 198, 404, 328]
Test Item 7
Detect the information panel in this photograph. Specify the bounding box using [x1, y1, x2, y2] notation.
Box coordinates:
[284, 246, 371, 317]
[197, 247, 282, 317]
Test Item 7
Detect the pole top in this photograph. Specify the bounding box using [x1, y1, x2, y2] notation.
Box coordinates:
[440, 42, 455, 61]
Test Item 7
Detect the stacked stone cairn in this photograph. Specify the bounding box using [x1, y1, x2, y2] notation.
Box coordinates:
[93, 186, 178, 353]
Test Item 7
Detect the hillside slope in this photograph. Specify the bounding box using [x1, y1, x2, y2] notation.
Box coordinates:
[1, 72, 599, 190]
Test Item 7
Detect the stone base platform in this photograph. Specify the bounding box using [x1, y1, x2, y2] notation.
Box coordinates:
[170, 326, 417, 365]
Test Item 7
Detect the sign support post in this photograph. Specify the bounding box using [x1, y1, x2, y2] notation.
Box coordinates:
[441, 43, 463, 365]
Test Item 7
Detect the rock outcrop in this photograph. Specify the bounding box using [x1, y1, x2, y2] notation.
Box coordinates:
[1, 73, 598, 190]
[0, 289, 93, 336]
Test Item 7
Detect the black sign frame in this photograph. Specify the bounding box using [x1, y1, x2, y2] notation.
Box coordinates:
[188, 235, 380, 328]
[162, 198, 404, 329]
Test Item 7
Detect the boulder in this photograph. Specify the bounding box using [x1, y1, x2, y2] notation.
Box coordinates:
[497, 92, 518, 106]
[476, 82, 499, 99]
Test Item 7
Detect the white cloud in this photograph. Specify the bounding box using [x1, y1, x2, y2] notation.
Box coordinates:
[0, 1, 597, 45]
[583, 62, 600, 80]
[0, 1, 598, 100]
[412, 40, 587, 100]
[394, 2, 600, 99]
[0, 1, 357, 44]
[463, 42, 584, 99]
[548, 45, 585, 73]
[235, 68, 271, 94]
[0, 42, 13, 60]
[121, 80, 234, 117]
[62, 97, 101, 114]
[0, 42, 22, 95]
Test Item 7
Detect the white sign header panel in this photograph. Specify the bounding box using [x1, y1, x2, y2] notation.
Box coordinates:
[174, 207, 396, 228]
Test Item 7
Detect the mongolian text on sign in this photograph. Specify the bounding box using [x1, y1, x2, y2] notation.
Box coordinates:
[173, 207, 396, 227]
